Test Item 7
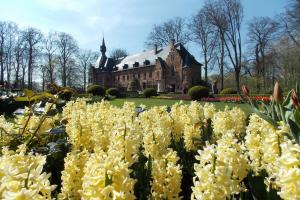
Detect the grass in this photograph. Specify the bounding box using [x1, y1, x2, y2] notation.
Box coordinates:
[109, 98, 252, 114]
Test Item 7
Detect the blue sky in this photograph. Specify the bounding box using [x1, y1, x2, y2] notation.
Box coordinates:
[0, 0, 288, 61]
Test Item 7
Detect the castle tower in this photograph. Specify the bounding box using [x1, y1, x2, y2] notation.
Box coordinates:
[99, 37, 107, 68]
[100, 37, 106, 55]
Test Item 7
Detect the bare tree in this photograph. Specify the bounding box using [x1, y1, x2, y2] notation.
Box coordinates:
[78, 49, 97, 90]
[222, 0, 243, 93]
[248, 17, 279, 92]
[203, 0, 228, 90]
[280, 0, 300, 49]
[4, 22, 18, 88]
[145, 17, 190, 48]
[43, 32, 58, 84]
[0, 21, 8, 84]
[190, 9, 217, 82]
[56, 32, 78, 87]
[22, 27, 43, 89]
[13, 29, 25, 88]
[110, 48, 128, 60]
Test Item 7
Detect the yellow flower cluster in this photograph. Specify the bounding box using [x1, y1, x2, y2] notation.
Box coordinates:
[4, 98, 299, 199]
[212, 107, 246, 139]
[151, 149, 182, 200]
[203, 103, 216, 120]
[0, 116, 17, 146]
[170, 102, 187, 141]
[139, 106, 172, 158]
[170, 101, 208, 151]
[61, 100, 142, 199]
[275, 140, 300, 200]
[58, 149, 89, 200]
[192, 132, 249, 200]
[182, 102, 205, 151]
[0, 145, 56, 199]
[246, 114, 300, 199]
[245, 114, 282, 175]
[80, 149, 136, 200]
[0, 106, 59, 141]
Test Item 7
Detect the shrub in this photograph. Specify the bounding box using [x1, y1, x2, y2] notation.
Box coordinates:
[188, 86, 209, 100]
[86, 85, 105, 96]
[106, 88, 120, 97]
[59, 87, 76, 101]
[143, 88, 157, 98]
[46, 83, 61, 94]
[196, 80, 211, 88]
[220, 88, 237, 95]
[128, 78, 141, 91]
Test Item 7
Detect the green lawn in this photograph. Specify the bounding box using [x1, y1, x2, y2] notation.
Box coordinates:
[109, 98, 252, 114]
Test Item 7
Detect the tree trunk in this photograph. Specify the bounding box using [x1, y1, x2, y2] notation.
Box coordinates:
[62, 62, 66, 87]
[48, 54, 54, 83]
[28, 46, 33, 89]
[15, 62, 20, 88]
[83, 64, 86, 91]
[42, 70, 45, 91]
[235, 69, 240, 93]
[255, 45, 261, 93]
[0, 37, 4, 84]
[220, 31, 225, 90]
[204, 52, 208, 82]
[22, 65, 25, 88]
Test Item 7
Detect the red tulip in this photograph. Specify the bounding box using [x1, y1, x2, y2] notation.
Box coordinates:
[241, 85, 249, 96]
[291, 89, 300, 110]
[273, 81, 283, 103]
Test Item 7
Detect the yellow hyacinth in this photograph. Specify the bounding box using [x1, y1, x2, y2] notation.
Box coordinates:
[0, 145, 56, 199]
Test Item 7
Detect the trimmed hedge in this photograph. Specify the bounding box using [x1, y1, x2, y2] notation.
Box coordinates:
[87, 85, 105, 96]
[143, 88, 157, 98]
[220, 88, 237, 95]
[188, 85, 209, 100]
[106, 88, 120, 97]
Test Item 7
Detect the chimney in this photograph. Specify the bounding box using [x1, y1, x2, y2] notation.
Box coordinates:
[154, 44, 158, 54]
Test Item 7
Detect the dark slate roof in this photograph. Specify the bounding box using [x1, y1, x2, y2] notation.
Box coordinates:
[94, 42, 201, 72]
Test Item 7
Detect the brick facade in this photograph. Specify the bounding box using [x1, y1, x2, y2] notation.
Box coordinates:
[89, 39, 202, 93]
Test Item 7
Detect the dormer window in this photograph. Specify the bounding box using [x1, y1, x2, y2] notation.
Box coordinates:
[144, 60, 150, 66]
[123, 64, 128, 69]
[133, 62, 139, 68]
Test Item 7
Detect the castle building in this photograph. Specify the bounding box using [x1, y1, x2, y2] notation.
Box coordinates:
[88, 38, 202, 93]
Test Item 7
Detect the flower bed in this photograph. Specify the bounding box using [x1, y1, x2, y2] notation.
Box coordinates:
[0, 99, 298, 199]
[202, 95, 270, 103]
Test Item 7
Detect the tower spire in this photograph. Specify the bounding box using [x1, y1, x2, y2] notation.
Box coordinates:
[100, 36, 106, 55]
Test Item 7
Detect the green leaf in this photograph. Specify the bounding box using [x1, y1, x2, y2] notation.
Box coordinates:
[247, 172, 281, 200]
[29, 94, 44, 102]
[41, 92, 55, 100]
[285, 110, 293, 124]
[24, 89, 34, 98]
[46, 109, 58, 116]
[105, 171, 113, 186]
[282, 90, 292, 107]
[14, 96, 29, 102]
[294, 110, 300, 127]
[288, 119, 300, 144]
[252, 107, 278, 128]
